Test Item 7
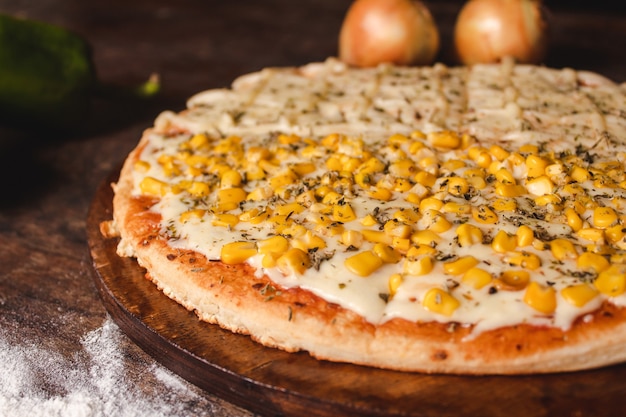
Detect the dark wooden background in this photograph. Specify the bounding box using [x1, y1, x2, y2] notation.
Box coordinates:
[2, 0, 626, 416]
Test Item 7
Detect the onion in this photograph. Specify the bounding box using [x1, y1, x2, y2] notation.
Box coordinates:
[454, 0, 550, 65]
[339, 0, 440, 67]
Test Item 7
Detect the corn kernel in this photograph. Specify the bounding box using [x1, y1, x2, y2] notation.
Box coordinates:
[389, 159, 417, 178]
[391, 237, 411, 252]
[388, 273, 404, 297]
[523, 282, 557, 314]
[407, 245, 437, 257]
[362, 229, 393, 245]
[292, 231, 327, 251]
[495, 168, 516, 184]
[277, 133, 300, 145]
[472, 205, 498, 224]
[605, 224, 626, 243]
[561, 284, 599, 307]
[422, 288, 460, 317]
[495, 183, 526, 198]
[393, 178, 413, 192]
[419, 197, 444, 212]
[516, 225, 534, 247]
[274, 202, 306, 216]
[417, 156, 440, 174]
[446, 177, 470, 196]
[247, 186, 273, 201]
[217, 187, 247, 211]
[221, 241, 257, 265]
[368, 187, 393, 201]
[494, 270, 530, 291]
[358, 157, 386, 174]
[410, 230, 441, 247]
[269, 170, 297, 190]
[405, 192, 422, 205]
[277, 248, 311, 275]
[414, 171, 437, 187]
[442, 202, 471, 215]
[325, 155, 343, 171]
[592, 206, 618, 228]
[456, 223, 483, 247]
[586, 244, 615, 256]
[443, 256, 479, 275]
[594, 264, 626, 296]
[611, 253, 626, 264]
[428, 131, 461, 149]
[354, 172, 373, 188]
[463, 167, 486, 179]
[180, 209, 207, 223]
[408, 140, 425, 154]
[188, 133, 210, 149]
[212, 213, 239, 228]
[332, 203, 357, 223]
[257, 235, 290, 255]
[134, 160, 151, 172]
[360, 214, 379, 227]
[373, 243, 402, 263]
[220, 169, 243, 188]
[564, 208, 583, 232]
[441, 159, 467, 172]
[468, 147, 492, 168]
[519, 144, 539, 154]
[393, 208, 420, 224]
[383, 220, 413, 239]
[576, 252, 610, 273]
[345, 250, 384, 277]
[247, 208, 272, 224]
[291, 162, 316, 176]
[462, 267, 493, 289]
[492, 230, 517, 253]
[569, 165, 591, 182]
[492, 198, 517, 212]
[488, 144, 509, 161]
[534, 194, 562, 207]
[525, 155, 549, 178]
[467, 175, 487, 190]
[508, 152, 525, 167]
[576, 228, 605, 244]
[321, 133, 341, 150]
[505, 251, 541, 270]
[422, 209, 452, 233]
[187, 181, 209, 198]
[550, 238, 578, 261]
[139, 177, 170, 196]
[526, 176, 554, 196]
[404, 254, 434, 276]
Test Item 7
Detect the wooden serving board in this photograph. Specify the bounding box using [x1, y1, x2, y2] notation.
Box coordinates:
[87, 173, 626, 417]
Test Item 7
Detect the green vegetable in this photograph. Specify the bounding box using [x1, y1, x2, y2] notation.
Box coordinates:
[0, 13, 159, 131]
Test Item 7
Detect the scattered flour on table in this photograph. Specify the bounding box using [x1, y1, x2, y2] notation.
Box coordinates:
[0, 318, 223, 417]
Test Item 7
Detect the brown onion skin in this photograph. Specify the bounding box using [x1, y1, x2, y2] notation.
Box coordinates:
[454, 0, 550, 65]
[339, 0, 440, 68]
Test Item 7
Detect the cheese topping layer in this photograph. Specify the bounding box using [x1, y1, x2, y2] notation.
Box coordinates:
[128, 58, 626, 334]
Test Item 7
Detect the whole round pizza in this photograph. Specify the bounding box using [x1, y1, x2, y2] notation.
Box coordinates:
[107, 57, 626, 374]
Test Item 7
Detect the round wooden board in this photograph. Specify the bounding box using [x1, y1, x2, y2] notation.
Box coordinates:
[87, 173, 626, 417]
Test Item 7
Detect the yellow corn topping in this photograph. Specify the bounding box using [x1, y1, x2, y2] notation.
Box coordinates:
[134, 127, 626, 326]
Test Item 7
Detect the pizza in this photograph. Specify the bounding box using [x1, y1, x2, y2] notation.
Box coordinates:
[105, 57, 626, 374]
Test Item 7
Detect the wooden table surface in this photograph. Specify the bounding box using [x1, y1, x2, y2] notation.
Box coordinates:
[2, 1, 626, 416]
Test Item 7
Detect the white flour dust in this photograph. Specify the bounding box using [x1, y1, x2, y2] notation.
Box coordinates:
[0, 319, 220, 417]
